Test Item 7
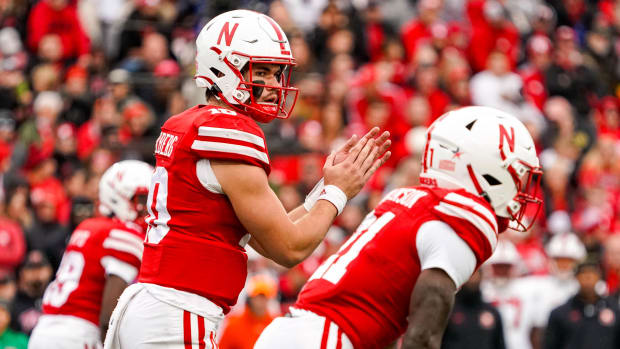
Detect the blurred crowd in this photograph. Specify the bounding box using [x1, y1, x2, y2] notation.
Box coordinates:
[1, 0, 620, 348]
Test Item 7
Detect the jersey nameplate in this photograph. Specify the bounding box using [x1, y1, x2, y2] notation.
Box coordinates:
[380, 188, 427, 208]
[155, 131, 179, 157]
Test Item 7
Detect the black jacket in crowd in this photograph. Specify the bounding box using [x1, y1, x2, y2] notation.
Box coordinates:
[545, 294, 620, 349]
[442, 288, 506, 349]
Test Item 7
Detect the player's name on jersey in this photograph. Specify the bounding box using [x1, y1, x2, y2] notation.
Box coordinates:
[155, 131, 179, 157]
[380, 188, 427, 208]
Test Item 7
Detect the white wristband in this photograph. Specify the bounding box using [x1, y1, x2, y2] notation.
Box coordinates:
[303, 178, 325, 211]
[317, 185, 347, 216]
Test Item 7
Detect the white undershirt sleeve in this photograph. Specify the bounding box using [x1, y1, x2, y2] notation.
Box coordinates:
[416, 220, 477, 289]
[101, 256, 139, 284]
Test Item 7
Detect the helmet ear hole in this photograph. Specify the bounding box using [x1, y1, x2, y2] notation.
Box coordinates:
[483, 174, 502, 186]
[210, 67, 224, 78]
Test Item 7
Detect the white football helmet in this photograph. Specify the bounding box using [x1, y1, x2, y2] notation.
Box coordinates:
[484, 239, 521, 286]
[487, 239, 521, 265]
[420, 106, 542, 231]
[546, 233, 586, 261]
[194, 10, 299, 122]
[99, 160, 153, 223]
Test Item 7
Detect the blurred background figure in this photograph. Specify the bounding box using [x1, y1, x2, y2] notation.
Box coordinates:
[218, 274, 279, 349]
[10, 250, 52, 336]
[481, 240, 540, 349]
[545, 261, 620, 349]
[0, 299, 28, 349]
[442, 270, 506, 349]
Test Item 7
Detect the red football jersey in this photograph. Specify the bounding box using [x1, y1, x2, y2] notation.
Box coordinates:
[294, 186, 498, 349]
[42, 217, 144, 326]
[139, 105, 270, 313]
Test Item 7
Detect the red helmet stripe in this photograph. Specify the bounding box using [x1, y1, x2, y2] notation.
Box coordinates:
[467, 164, 484, 195]
[263, 15, 291, 55]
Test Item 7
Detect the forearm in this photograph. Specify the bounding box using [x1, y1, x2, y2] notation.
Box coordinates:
[265, 200, 337, 268]
[403, 270, 455, 349]
[288, 204, 309, 222]
[289, 200, 338, 257]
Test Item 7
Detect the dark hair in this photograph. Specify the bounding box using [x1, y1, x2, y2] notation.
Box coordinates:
[205, 86, 221, 103]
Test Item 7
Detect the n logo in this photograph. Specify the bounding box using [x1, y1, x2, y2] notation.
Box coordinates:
[217, 22, 239, 46]
[499, 125, 515, 153]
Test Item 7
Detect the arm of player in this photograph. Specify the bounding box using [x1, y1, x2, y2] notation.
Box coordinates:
[99, 274, 129, 342]
[213, 134, 389, 267]
[99, 251, 140, 342]
[402, 220, 477, 349]
[402, 268, 456, 349]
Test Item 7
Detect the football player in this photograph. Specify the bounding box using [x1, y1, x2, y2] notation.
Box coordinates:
[516, 232, 587, 347]
[481, 239, 539, 349]
[104, 10, 390, 349]
[28, 160, 153, 349]
[255, 106, 543, 349]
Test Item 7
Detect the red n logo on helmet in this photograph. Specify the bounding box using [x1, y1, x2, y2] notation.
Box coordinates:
[499, 125, 515, 153]
[217, 22, 239, 46]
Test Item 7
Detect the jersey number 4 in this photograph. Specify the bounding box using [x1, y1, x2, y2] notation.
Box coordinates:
[309, 211, 396, 284]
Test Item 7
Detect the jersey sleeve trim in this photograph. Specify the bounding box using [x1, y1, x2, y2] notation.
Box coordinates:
[435, 193, 498, 251]
[416, 220, 477, 288]
[443, 193, 498, 231]
[197, 126, 266, 148]
[100, 256, 138, 283]
[103, 229, 144, 261]
[190, 140, 269, 164]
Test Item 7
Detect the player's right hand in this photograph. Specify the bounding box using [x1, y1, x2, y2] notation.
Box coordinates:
[323, 127, 391, 199]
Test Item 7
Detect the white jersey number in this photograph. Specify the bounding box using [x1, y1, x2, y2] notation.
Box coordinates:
[43, 251, 85, 307]
[145, 166, 172, 244]
[309, 211, 396, 284]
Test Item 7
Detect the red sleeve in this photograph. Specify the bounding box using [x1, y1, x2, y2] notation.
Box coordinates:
[101, 228, 143, 268]
[189, 112, 271, 174]
[27, 3, 49, 52]
[71, 6, 91, 56]
[431, 191, 498, 265]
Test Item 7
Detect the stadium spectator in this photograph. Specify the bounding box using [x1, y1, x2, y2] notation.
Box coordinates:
[470, 50, 543, 128]
[466, 0, 520, 72]
[62, 65, 93, 126]
[545, 26, 602, 117]
[519, 35, 553, 112]
[0, 299, 28, 349]
[27, 0, 90, 63]
[400, 0, 442, 61]
[10, 251, 52, 335]
[442, 271, 506, 349]
[0, 269, 16, 302]
[544, 261, 620, 349]
[25, 178, 70, 269]
[603, 234, 620, 294]
[219, 274, 279, 349]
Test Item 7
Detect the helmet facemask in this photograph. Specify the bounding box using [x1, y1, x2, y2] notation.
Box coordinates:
[198, 47, 299, 123]
[130, 187, 150, 230]
[504, 160, 543, 232]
